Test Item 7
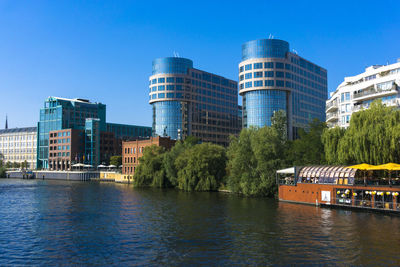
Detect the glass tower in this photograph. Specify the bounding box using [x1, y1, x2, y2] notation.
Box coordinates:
[239, 39, 327, 139]
[37, 97, 106, 169]
[149, 57, 241, 146]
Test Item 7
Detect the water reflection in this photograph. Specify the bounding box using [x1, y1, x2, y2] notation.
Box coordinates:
[0, 179, 400, 265]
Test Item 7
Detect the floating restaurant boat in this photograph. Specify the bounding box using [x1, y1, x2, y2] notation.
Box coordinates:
[276, 164, 400, 213]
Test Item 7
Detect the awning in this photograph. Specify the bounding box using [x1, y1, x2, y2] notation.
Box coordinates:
[276, 167, 295, 174]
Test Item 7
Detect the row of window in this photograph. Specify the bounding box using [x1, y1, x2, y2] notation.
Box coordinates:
[190, 72, 236, 89]
[0, 135, 35, 141]
[124, 147, 144, 154]
[241, 80, 285, 89]
[151, 77, 184, 85]
[0, 142, 36, 148]
[0, 148, 36, 153]
[124, 166, 136, 174]
[150, 85, 183, 92]
[124, 157, 137, 163]
[50, 132, 71, 138]
[150, 93, 184, 100]
[49, 152, 70, 157]
[240, 62, 286, 72]
[49, 145, 70, 151]
[50, 138, 70, 144]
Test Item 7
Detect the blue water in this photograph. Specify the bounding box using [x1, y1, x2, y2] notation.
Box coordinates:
[0, 179, 400, 266]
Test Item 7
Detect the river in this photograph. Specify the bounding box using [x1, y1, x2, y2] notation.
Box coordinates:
[0, 179, 399, 265]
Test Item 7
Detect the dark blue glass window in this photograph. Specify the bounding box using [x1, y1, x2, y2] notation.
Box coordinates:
[276, 80, 284, 87]
[152, 79, 157, 84]
[245, 64, 252, 71]
[166, 77, 175, 83]
[265, 62, 274, 68]
[166, 85, 175, 90]
[265, 71, 274, 77]
[158, 85, 165, 91]
[254, 72, 263, 78]
[176, 77, 184, 83]
[276, 71, 284, 78]
[245, 73, 252, 79]
[276, 62, 284, 69]
[254, 63, 263, 69]
[265, 80, 274, 86]
[167, 93, 174, 98]
[254, 80, 263, 87]
[239, 75, 244, 81]
[176, 85, 183, 90]
[239, 66, 244, 72]
[158, 78, 165, 83]
[152, 101, 182, 139]
[158, 93, 165, 98]
[245, 82, 252, 88]
[242, 39, 289, 60]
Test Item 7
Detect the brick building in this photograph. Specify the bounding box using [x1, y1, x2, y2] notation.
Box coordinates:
[122, 136, 176, 177]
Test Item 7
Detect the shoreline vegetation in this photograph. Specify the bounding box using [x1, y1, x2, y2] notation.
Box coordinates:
[134, 100, 400, 197]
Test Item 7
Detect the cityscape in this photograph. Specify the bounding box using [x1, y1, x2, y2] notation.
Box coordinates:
[1, 1, 400, 265]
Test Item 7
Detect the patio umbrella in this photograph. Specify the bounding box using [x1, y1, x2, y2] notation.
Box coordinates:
[97, 164, 107, 168]
[368, 163, 400, 185]
[346, 163, 376, 185]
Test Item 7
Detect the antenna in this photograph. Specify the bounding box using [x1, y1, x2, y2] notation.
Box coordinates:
[173, 51, 180, 58]
[292, 49, 298, 55]
[268, 34, 274, 39]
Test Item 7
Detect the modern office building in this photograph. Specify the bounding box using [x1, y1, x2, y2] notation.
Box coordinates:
[239, 39, 328, 139]
[0, 127, 37, 169]
[326, 60, 400, 128]
[37, 96, 151, 169]
[122, 136, 176, 177]
[149, 57, 241, 146]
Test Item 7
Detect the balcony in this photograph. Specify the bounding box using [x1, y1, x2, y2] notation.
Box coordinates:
[326, 113, 338, 122]
[353, 87, 398, 101]
[326, 100, 338, 112]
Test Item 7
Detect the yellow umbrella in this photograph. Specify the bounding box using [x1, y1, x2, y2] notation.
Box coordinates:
[346, 164, 376, 186]
[346, 163, 376, 170]
[367, 163, 400, 186]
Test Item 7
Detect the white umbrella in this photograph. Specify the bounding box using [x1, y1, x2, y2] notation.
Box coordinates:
[72, 163, 85, 167]
[108, 165, 116, 168]
[84, 164, 93, 168]
[97, 164, 107, 168]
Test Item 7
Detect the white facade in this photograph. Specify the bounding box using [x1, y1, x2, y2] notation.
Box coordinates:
[0, 127, 37, 169]
[326, 60, 400, 128]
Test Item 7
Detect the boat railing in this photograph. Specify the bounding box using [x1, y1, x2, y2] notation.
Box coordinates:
[333, 196, 400, 211]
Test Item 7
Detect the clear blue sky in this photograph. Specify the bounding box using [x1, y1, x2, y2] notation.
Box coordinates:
[1, 0, 399, 128]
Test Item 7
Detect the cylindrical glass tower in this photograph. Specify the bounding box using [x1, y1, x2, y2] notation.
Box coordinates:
[149, 57, 193, 139]
[239, 39, 292, 135]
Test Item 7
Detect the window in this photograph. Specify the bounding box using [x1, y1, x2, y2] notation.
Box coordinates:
[254, 63, 263, 69]
[264, 62, 274, 68]
[276, 62, 284, 69]
[166, 93, 174, 98]
[176, 85, 183, 90]
[341, 104, 345, 113]
[265, 80, 274, 86]
[254, 80, 263, 87]
[166, 85, 175, 90]
[245, 64, 252, 71]
[158, 93, 165, 98]
[245, 73, 252, 79]
[345, 104, 351, 113]
[345, 92, 350, 101]
[276, 71, 284, 78]
[254, 72, 263, 78]
[285, 64, 291, 70]
[239, 66, 244, 73]
[265, 71, 274, 77]
[166, 77, 174, 83]
[276, 80, 284, 87]
[245, 82, 252, 88]
[176, 77, 184, 83]
[158, 78, 165, 83]
[151, 79, 157, 84]
[158, 85, 165, 91]
[341, 93, 345, 102]
[239, 83, 244, 89]
[239, 75, 244, 81]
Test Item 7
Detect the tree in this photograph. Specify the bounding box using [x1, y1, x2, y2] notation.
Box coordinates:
[133, 145, 167, 187]
[12, 162, 20, 168]
[322, 126, 346, 165]
[288, 119, 327, 166]
[20, 160, 29, 169]
[109, 156, 122, 167]
[176, 143, 226, 191]
[227, 126, 286, 197]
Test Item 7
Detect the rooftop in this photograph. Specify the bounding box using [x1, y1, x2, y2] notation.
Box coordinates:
[0, 127, 37, 134]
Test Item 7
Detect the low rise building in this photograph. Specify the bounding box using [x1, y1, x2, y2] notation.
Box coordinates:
[326, 60, 400, 128]
[0, 127, 37, 169]
[122, 136, 176, 178]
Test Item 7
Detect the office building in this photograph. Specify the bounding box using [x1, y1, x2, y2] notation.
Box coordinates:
[122, 136, 176, 177]
[239, 39, 328, 138]
[37, 96, 151, 169]
[0, 127, 37, 169]
[149, 57, 241, 146]
[326, 60, 400, 128]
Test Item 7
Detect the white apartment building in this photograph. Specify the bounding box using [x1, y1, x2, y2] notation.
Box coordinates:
[326, 60, 400, 128]
[0, 127, 37, 169]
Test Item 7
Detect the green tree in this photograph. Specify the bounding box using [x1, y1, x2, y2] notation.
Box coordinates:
[133, 145, 167, 187]
[176, 143, 226, 191]
[12, 162, 20, 168]
[336, 101, 400, 164]
[288, 119, 326, 166]
[5, 161, 12, 168]
[322, 126, 346, 164]
[227, 126, 286, 197]
[109, 156, 122, 167]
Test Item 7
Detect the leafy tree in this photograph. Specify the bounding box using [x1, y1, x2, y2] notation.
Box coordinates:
[12, 162, 20, 168]
[322, 126, 346, 164]
[272, 109, 287, 142]
[176, 143, 226, 191]
[109, 156, 122, 167]
[288, 119, 326, 166]
[227, 126, 286, 197]
[133, 145, 167, 187]
[5, 161, 12, 168]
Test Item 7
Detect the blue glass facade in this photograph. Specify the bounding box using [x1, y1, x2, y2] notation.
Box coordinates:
[152, 101, 183, 140]
[239, 38, 328, 139]
[242, 39, 289, 61]
[150, 57, 240, 146]
[243, 90, 287, 127]
[152, 57, 193, 75]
